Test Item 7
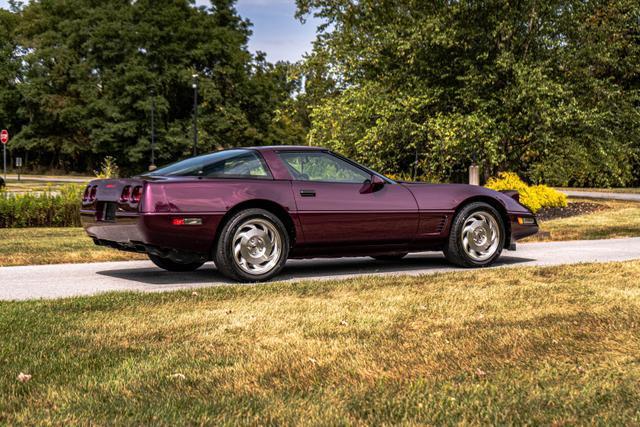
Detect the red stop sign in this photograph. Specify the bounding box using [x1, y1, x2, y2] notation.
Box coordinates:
[0, 130, 8, 144]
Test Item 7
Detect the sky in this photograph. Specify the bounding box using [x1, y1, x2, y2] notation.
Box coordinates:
[0, 0, 321, 62]
[234, 0, 321, 62]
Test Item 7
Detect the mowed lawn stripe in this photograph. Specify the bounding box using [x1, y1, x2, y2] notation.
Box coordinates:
[1, 261, 640, 424]
[0, 227, 145, 267]
[528, 199, 640, 242]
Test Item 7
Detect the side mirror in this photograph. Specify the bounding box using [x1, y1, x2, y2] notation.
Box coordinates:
[360, 175, 385, 194]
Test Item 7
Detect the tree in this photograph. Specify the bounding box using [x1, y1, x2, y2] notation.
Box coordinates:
[296, 0, 640, 186]
[0, 8, 21, 145]
[4, 0, 304, 174]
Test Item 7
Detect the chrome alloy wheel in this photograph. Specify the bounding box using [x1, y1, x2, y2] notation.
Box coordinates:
[232, 218, 283, 275]
[461, 211, 501, 262]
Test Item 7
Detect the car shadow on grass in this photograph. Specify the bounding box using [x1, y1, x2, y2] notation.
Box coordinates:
[96, 253, 535, 286]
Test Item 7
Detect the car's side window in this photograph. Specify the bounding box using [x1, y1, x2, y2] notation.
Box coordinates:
[202, 152, 270, 178]
[147, 149, 271, 178]
[278, 152, 371, 183]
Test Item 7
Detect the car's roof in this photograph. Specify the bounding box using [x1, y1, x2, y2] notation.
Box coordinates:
[248, 145, 328, 152]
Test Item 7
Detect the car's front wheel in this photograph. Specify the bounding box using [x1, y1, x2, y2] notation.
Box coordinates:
[444, 202, 505, 268]
[214, 208, 289, 282]
[148, 254, 204, 272]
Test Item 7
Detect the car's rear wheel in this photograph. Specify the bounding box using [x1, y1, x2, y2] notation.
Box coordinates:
[371, 253, 408, 261]
[148, 254, 204, 272]
[214, 208, 289, 282]
[444, 202, 505, 268]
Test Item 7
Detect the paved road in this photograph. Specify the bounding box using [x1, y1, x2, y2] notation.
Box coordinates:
[2, 237, 640, 301]
[561, 190, 640, 202]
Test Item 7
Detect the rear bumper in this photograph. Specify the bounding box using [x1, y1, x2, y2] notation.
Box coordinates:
[81, 210, 223, 260]
[92, 237, 208, 264]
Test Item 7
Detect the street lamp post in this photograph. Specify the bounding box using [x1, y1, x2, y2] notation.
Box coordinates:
[150, 89, 156, 171]
[192, 74, 199, 157]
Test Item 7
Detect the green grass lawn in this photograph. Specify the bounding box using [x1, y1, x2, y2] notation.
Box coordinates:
[1, 262, 640, 424]
[2, 175, 93, 192]
[2, 179, 69, 192]
[529, 199, 640, 242]
[4, 173, 93, 180]
[0, 228, 145, 267]
[1, 173, 92, 194]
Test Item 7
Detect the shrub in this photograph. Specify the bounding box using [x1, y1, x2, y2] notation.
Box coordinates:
[385, 172, 414, 182]
[94, 156, 119, 179]
[485, 172, 568, 213]
[0, 184, 83, 228]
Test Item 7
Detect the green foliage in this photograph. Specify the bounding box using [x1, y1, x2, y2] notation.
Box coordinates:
[296, 0, 640, 186]
[308, 81, 499, 179]
[0, 9, 21, 139]
[486, 172, 568, 213]
[94, 156, 119, 179]
[1, 0, 305, 175]
[0, 185, 83, 228]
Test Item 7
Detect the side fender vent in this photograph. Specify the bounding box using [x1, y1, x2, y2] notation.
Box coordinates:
[435, 216, 448, 233]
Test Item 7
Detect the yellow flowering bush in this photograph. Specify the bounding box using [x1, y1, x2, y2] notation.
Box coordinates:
[485, 172, 567, 213]
[385, 173, 415, 182]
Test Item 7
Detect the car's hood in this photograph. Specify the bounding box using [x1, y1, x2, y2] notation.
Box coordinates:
[399, 182, 530, 214]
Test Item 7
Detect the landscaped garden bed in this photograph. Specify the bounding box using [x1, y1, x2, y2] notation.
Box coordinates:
[536, 201, 609, 221]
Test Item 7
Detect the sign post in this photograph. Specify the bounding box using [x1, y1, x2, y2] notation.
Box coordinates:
[1, 130, 8, 180]
[16, 157, 22, 182]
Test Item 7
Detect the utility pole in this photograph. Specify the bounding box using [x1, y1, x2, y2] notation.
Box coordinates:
[192, 74, 199, 157]
[412, 144, 419, 181]
[150, 89, 156, 170]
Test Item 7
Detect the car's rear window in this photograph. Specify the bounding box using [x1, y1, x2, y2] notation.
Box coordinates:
[145, 150, 271, 179]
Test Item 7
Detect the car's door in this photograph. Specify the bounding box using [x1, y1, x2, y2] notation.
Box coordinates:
[276, 151, 419, 248]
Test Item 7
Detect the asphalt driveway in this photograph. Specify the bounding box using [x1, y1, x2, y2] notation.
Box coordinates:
[1, 237, 640, 301]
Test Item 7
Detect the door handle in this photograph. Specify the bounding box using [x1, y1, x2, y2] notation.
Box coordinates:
[300, 189, 316, 197]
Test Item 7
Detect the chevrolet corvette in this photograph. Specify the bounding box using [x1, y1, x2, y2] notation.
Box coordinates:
[81, 146, 538, 281]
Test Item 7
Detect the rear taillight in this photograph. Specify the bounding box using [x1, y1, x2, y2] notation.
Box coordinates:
[83, 185, 91, 201]
[89, 185, 97, 201]
[120, 185, 131, 202]
[131, 186, 142, 203]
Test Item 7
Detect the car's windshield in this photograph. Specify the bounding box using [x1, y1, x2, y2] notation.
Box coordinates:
[144, 149, 271, 178]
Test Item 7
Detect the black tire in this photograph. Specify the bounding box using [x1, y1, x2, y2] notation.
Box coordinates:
[148, 254, 204, 272]
[213, 208, 290, 282]
[371, 253, 408, 261]
[444, 202, 505, 268]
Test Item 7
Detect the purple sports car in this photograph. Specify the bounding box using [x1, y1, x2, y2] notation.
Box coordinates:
[81, 146, 538, 281]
